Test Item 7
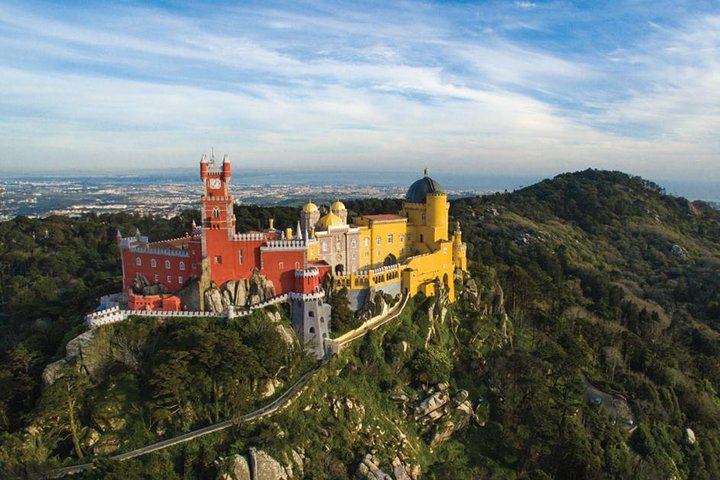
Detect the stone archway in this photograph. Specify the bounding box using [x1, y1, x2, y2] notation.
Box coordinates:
[384, 254, 398, 266]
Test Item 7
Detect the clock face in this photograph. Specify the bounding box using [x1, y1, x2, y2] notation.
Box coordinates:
[209, 178, 221, 189]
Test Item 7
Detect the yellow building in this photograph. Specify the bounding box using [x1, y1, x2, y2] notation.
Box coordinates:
[301, 169, 467, 303]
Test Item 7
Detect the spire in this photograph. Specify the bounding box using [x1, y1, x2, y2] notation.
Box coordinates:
[296, 220, 303, 240]
[116, 229, 122, 238]
[191, 219, 197, 230]
[424, 167, 429, 177]
[135, 227, 141, 241]
[200, 153, 208, 163]
[223, 154, 230, 164]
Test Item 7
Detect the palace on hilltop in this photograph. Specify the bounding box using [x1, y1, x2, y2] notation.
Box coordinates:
[117, 153, 467, 356]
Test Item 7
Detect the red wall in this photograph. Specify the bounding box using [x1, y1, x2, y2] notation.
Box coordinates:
[260, 249, 305, 294]
[121, 238, 202, 291]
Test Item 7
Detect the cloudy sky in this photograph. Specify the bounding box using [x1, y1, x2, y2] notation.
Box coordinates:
[0, 0, 718, 181]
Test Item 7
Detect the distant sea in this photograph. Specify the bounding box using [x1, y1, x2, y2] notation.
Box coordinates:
[2, 169, 718, 201]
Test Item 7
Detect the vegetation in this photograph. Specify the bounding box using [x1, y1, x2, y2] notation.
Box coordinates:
[2, 169, 720, 478]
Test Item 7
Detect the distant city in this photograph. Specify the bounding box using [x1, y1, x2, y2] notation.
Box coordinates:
[0, 168, 717, 219]
[0, 169, 507, 219]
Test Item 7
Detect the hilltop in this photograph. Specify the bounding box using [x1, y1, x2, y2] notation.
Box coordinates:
[1, 169, 720, 479]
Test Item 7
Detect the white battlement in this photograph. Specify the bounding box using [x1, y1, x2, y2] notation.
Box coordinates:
[85, 294, 291, 328]
[289, 291, 325, 301]
[128, 247, 190, 258]
[233, 233, 266, 241]
[294, 268, 319, 278]
[263, 239, 307, 250]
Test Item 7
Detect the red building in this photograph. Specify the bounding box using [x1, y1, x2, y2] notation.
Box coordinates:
[119, 154, 329, 311]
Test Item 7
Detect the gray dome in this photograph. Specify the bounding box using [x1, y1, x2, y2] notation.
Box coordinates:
[405, 171, 444, 203]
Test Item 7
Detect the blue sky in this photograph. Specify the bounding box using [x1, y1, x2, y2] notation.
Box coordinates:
[0, 0, 719, 181]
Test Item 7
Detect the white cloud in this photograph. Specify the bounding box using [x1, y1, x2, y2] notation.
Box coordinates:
[0, 1, 718, 183]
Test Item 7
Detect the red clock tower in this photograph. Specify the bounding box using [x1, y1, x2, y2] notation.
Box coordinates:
[200, 153, 235, 234]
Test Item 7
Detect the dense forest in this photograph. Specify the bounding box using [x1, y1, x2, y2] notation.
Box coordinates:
[1, 169, 720, 478]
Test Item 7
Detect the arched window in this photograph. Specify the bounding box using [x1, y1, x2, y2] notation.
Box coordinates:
[135, 257, 142, 266]
[165, 260, 171, 269]
[376, 236, 381, 245]
[309, 327, 315, 334]
[151, 258, 157, 268]
[320, 317, 325, 323]
[179, 261, 185, 271]
[212, 207, 220, 218]
[364, 238, 369, 247]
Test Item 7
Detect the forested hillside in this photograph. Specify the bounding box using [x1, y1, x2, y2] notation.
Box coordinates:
[1, 170, 720, 479]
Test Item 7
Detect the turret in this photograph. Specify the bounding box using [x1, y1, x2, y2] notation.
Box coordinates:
[222, 154, 231, 179]
[200, 153, 208, 180]
[452, 221, 467, 271]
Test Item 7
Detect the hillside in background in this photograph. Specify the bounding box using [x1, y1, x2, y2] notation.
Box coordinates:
[1, 169, 720, 479]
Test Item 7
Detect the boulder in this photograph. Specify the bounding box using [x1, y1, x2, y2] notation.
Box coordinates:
[356, 453, 392, 480]
[414, 391, 449, 421]
[204, 285, 227, 312]
[221, 455, 251, 480]
[249, 448, 288, 480]
[65, 330, 96, 358]
[391, 456, 411, 480]
[42, 359, 68, 386]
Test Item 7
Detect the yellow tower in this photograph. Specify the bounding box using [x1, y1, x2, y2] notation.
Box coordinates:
[402, 168, 449, 252]
[452, 221, 467, 271]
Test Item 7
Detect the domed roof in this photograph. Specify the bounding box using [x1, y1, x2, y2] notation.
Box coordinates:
[331, 200, 346, 213]
[302, 201, 319, 213]
[405, 168, 444, 203]
[317, 212, 345, 230]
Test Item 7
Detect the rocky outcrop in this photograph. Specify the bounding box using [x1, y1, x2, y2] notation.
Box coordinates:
[42, 359, 68, 385]
[356, 453, 392, 480]
[204, 282, 228, 313]
[131, 273, 168, 296]
[670, 244, 688, 259]
[413, 386, 475, 448]
[249, 448, 288, 480]
[204, 271, 278, 312]
[221, 449, 291, 480]
[221, 455, 251, 480]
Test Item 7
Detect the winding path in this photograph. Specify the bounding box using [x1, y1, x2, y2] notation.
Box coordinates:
[44, 294, 409, 478]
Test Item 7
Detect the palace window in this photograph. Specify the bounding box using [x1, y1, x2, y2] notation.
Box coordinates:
[351, 239, 357, 248]
[407, 234, 412, 242]
[321, 242, 329, 253]
[420, 234, 424, 243]
[178, 276, 183, 284]
[364, 238, 369, 247]
[167, 276, 172, 284]
[309, 327, 315, 334]
[135, 257, 143, 266]
[376, 236, 381, 245]
[191, 263, 197, 270]
[151, 259, 157, 268]
[308, 311, 315, 317]
[400, 234, 404, 243]
[443, 247, 448, 254]
[154, 274, 159, 283]
[165, 260, 171, 269]
[278, 261, 284, 270]
[179, 261, 185, 271]
[215, 256, 222, 264]
[212, 207, 220, 218]
[422, 213, 426, 222]
[352, 253, 357, 260]
[387, 234, 393, 244]
[238, 249, 243, 264]
[295, 261, 300, 269]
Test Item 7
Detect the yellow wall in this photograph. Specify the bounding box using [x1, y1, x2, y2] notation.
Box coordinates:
[401, 240, 455, 301]
[354, 218, 407, 267]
